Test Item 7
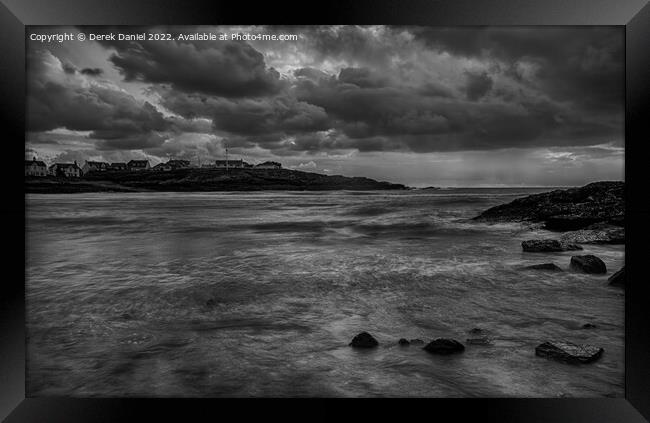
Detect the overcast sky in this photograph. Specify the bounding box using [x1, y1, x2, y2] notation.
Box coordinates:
[26, 26, 624, 187]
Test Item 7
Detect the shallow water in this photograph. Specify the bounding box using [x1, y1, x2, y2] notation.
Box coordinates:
[26, 189, 624, 397]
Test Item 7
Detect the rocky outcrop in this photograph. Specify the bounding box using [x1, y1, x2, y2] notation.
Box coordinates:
[474, 181, 624, 230]
[398, 338, 410, 346]
[523, 263, 563, 271]
[535, 341, 604, 364]
[608, 267, 625, 287]
[570, 255, 607, 274]
[349, 332, 379, 348]
[522, 239, 582, 252]
[423, 338, 465, 355]
[560, 223, 625, 245]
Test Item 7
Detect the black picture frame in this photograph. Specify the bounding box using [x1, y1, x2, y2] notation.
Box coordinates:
[2, 0, 649, 421]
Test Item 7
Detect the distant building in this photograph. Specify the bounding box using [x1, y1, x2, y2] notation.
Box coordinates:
[49, 162, 81, 178]
[127, 160, 150, 171]
[166, 159, 191, 169]
[109, 162, 128, 171]
[214, 158, 245, 169]
[25, 157, 48, 176]
[153, 162, 172, 172]
[82, 161, 110, 174]
[254, 161, 282, 169]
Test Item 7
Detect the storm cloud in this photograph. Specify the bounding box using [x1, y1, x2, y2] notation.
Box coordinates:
[26, 25, 624, 185]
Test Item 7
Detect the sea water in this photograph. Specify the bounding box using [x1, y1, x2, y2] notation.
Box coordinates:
[25, 189, 624, 397]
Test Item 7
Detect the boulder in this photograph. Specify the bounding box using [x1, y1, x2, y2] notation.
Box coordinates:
[523, 263, 563, 271]
[522, 239, 582, 252]
[560, 224, 625, 245]
[570, 255, 607, 274]
[535, 341, 604, 364]
[349, 332, 379, 348]
[398, 338, 410, 346]
[581, 323, 597, 329]
[608, 267, 625, 287]
[423, 338, 465, 355]
[409, 338, 425, 345]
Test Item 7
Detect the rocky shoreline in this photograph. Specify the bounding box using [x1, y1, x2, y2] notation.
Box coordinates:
[346, 182, 625, 367]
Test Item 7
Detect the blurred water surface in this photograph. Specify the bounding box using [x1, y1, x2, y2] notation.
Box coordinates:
[26, 189, 624, 397]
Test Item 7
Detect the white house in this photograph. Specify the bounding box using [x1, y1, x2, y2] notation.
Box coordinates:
[127, 160, 150, 171]
[82, 161, 110, 174]
[25, 157, 48, 176]
[49, 162, 81, 177]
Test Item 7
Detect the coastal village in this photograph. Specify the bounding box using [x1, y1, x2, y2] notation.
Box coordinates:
[25, 157, 282, 177]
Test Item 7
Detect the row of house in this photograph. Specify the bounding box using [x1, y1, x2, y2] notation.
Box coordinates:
[25, 157, 282, 177]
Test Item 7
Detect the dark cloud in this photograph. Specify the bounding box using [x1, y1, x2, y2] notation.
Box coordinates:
[107, 38, 283, 97]
[80, 67, 103, 76]
[27, 49, 172, 151]
[26, 26, 623, 165]
[464, 70, 493, 101]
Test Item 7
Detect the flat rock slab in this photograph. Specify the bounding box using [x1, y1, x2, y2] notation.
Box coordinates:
[570, 255, 607, 274]
[349, 332, 379, 348]
[523, 263, 563, 271]
[608, 267, 625, 287]
[522, 239, 582, 252]
[560, 224, 625, 245]
[423, 338, 465, 355]
[535, 341, 604, 364]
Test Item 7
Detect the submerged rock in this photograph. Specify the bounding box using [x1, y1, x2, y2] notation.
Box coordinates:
[523, 263, 563, 271]
[349, 332, 379, 348]
[559, 224, 625, 245]
[535, 341, 604, 364]
[522, 239, 582, 252]
[570, 255, 607, 274]
[608, 267, 625, 287]
[398, 338, 410, 346]
[581, 323, 597, 329]
[473, 181, 624, 230]
[466, 337, 492, 346]
[423, 338, 465, 355]
[409, 338, 425, 345]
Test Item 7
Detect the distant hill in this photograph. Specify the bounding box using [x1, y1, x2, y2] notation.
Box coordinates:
[25, 168, 408, 193]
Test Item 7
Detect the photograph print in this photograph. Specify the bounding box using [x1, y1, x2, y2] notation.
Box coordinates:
[25, 25, 625, 397]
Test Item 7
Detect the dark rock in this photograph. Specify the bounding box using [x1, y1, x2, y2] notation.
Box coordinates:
[523, 263, 563, 271]
[409, 338, 425, 345]
[423, 338, 465, 355]
[570, 255, 607, 274]
[581, 323, 597, 329]
[608, 267, 625, 287]
[349, 332, 379, 348]
[535, 341, 604, 364]
[522, 239, 582, 252]
[473, 182, 624, 230]
[398, 338, 410, 346]
[468, 328, 484, 335]
[560, 224, 625, 245]
[466, 337, 492, 345]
